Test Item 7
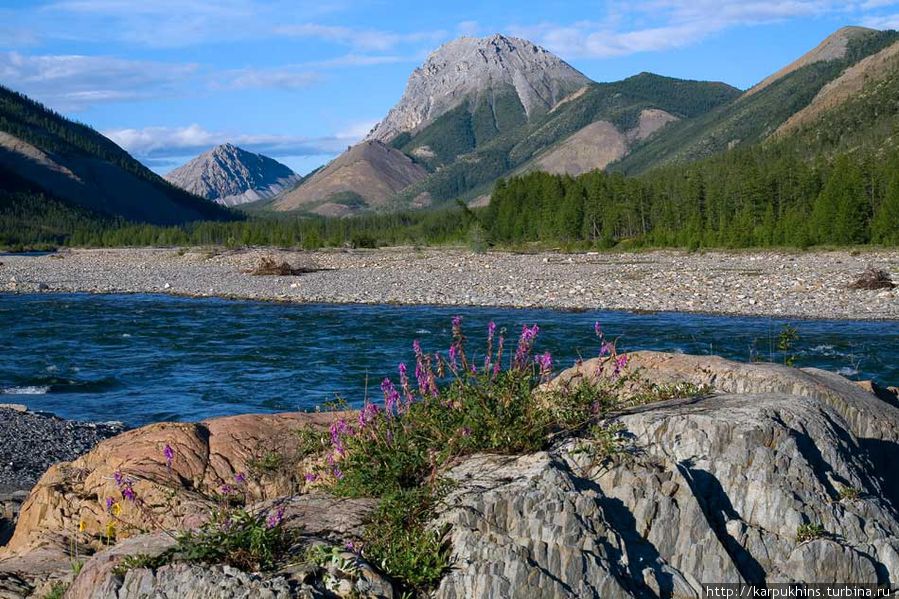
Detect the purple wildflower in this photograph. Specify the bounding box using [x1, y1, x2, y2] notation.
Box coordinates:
[332, 466, 344, 480]
[345, 540, 361, 553]
[163, 444, 174, 468]
[451, 315, 463, 336]
[358, 402, 381, 428]
[594, 321, 603, 338]
[487, 321, 496, 341]
[381, 378, 400, 416]
[493, 334, 505, 376]
[329, 418, 351, 456]
[448, 345, 458, 371]
[220, 484, 234, 495]
[234, 472, 246, 484]
[304, 472, 318, 482]
[265, 507, 285, 529]
[105, 496, 115, 512]
[535, 351, 553, 380]
[398, 363, 414, 408]
[600, 341, 614, 357]
[121, 485, 136, 503]
[113, 470, 124, 488]
[614, 353, 629, 376]
[513, 324, 540, 369]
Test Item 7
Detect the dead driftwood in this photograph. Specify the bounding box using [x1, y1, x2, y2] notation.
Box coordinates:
[246, 256, 320, 276]
[849, 265, 895, 290]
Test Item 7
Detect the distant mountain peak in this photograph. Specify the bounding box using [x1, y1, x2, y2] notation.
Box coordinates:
[366, 33, 590, 142]
[165, 144, 300, 207]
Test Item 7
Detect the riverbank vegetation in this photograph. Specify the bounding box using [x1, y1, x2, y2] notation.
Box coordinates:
[4, 145, 899, 252]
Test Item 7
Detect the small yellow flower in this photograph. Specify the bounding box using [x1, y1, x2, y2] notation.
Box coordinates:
[105, 522, 116, 538]
[111, 503, 122, 516]
[78, 519, 86, 533]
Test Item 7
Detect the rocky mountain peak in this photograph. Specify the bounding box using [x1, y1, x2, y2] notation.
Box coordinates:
[165, 144, 300, 207]
[366, 34, 590, 142]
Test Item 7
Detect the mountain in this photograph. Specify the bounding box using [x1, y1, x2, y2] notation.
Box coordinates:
[165, 144, 301, 207]
[612, 26, 899, 174]
[270, 141, 427, 216]
[366, 34, 591, 144]
[278, 35, 738, 214]
[0, 85, 232, 225]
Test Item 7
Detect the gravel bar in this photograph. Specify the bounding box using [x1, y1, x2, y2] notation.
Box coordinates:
[1, 247, 898, 320]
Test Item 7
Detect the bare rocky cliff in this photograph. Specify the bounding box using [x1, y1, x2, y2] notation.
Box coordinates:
[165, 144, 301, 207]
[366, 34, 590, 143]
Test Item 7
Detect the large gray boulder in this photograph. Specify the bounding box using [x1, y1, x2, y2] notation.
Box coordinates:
[434, 353, 899, 598]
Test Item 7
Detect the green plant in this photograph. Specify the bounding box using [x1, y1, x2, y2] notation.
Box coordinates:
[778, 324, 800, 367]
[796, 523, 826, 543]
[838, 485, 861, 501]
[43, 583, 68, 599]
[311, 318, 643, 593]
[176, 506, 293, 571]
[574, 421, 628, 468]
[247, 451, 285, 477]
[113, 550, 176, 576]
[360, 487, 451, 593]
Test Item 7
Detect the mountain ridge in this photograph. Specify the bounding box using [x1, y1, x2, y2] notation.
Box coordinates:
[165, 144, 301, 207]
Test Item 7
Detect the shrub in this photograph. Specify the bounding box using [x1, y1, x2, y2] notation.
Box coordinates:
[849, 265, 895, 290]
[838, 485, 861, 501]
[247, 256, 317, 276]
[104, 455, 294, 574]
[309, 317, 642, 593]
[796, 523, 826, 543]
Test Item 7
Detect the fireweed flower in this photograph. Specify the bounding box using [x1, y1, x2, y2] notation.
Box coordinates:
[594, 321, 603, 338]
[600, 341, 614, 357]
[163, 444, 174, 469]
[448, 345, 458, 371]
[329, 418, 352, 457]
[614, 354, 629, 376]
[358, 403, 380, 428]
[266, 507, 285, 529]
[380, 378, 400, 416]
[451, 315, 463, 336]
[121, 485, 136, 503]
[513, 324, 540, 369]
[398, 363, 414, 408]
[536, 352, 553, 380]
[493, 334, 505, 376]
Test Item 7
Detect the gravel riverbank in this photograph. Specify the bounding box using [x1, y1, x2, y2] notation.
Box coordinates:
[1, 247, 898, 319]
[0, 405, 123, 545]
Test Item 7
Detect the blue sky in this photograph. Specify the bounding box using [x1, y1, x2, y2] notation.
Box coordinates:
[2, 0, 899, 175]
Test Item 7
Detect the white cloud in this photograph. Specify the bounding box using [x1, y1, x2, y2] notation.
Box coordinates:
[102, 123, 370, 160]
[512, 1, 867, 59]
[862, 11, 899, 27]
[274, 23, 447, 52]
[0, 52, 197, 111]
[215, 67, 322, 90]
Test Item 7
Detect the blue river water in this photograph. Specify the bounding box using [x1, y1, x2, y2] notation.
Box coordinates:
[1, 293, 897, 426]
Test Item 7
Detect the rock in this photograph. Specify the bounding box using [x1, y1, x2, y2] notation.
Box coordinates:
[433, 352, 899, 597]
[1, 411, 349, 557]
[3, 352, 899, 598]
[0, 406, 26, 414]
[165, 144, 302, 208]
[367, 35, 589, 142]
[35, 283, 48, 291]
